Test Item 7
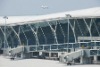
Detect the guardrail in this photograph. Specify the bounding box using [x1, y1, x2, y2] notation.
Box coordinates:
[24, 41, 100, 52]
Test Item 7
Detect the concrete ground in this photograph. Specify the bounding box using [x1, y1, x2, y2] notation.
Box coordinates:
[0, 56, 100, 67]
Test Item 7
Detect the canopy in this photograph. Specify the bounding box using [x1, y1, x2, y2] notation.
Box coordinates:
[0, 7, 100, 26]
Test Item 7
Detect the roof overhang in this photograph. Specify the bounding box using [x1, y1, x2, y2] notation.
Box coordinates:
[0, 7, 100, 26]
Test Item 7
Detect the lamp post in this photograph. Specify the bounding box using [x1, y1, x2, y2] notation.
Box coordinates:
[3, 16, 8, 50]
[66, 14, 71, 53]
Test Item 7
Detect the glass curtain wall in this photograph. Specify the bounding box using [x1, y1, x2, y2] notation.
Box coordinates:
[0, 18, 100, 51]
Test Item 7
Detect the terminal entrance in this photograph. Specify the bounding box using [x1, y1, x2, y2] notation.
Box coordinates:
[32, 52, 39, 58]
[97, 56, 100, 61]
[0, 49, 3, 54]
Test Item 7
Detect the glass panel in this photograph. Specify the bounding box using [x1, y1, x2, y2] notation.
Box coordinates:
[44, 46, 50, 50]
[91, 42, 95, 46]
[80, 43, 87, 47]
[37, 46, 43, 50]
[90, 50, 97, 55]
[88, 43, 91, 47]
[42, 26, 54, 44]
[51, 45, 57, 49]
[96, 42, 100, 46]
[64, 44, 67, 48]
[33, 52, 39, 56]
[73, 44, 79, 48]
[51, 53, 58, 57]
[42, 52, 49, 57]
[30, 47, 36, 51]
[68, 44, 72, 48]
[98, 50, 100, 55]
[58, 44, 65, 49]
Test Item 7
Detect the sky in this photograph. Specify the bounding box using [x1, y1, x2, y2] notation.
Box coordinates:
[0, 0, 100, 16]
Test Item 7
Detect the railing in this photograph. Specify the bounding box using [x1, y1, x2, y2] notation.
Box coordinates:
[25, 41, 100, 52]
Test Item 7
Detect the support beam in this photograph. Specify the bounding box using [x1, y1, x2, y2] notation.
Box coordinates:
[78, 37, 100, 42]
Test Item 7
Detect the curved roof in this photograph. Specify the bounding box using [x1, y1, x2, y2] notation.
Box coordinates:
[0, 7, 100, 26]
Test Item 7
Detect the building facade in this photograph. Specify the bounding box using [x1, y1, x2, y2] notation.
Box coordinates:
[0, 7, 100, 63]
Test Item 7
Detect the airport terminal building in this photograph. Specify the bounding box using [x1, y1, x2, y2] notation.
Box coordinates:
[0, 7, 100, 64]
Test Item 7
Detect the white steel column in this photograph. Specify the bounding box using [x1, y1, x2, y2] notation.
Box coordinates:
[0, 27, 9, 48]
[47, 21, 58, 44]
[94, 42, 98, 63]
[48, 22, 58, 44]
[66, 14, 71, 52]
[83, 18, 92, 42]
[10, 27, 21, 45]
[20, 26, 28, 46]
[69, 19, 77, 43]
[28, 24, 39, 51]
